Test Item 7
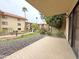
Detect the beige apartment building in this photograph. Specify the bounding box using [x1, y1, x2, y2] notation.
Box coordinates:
[0, 11, 26, 33]
[25, 21, 50, 32]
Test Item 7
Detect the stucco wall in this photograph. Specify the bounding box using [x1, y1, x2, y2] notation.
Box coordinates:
[64, 17, 69, 40]
[27, 0, 78, 16]
[1, 16, 25, 32]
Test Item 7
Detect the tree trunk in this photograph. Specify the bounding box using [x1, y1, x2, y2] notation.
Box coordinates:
[51, 26, 52, 32]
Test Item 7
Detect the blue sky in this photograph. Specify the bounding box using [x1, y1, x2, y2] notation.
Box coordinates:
[0, 0, 45, 24]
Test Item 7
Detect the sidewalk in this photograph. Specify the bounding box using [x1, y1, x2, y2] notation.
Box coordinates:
[0, 32, 33, 40]
[4, 36, 76, 59]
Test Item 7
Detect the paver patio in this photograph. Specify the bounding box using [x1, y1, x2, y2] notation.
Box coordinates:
[4, 36, 76, 59]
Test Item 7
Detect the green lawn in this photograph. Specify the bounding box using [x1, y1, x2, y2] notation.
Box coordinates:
[0, 32, 40, 44]
[16, 32, 40, 39]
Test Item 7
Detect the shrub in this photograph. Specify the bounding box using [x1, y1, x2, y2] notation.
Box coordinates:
[45, 14, 65, 29]
[55, 31, 65, 38]
[46, 31, 52, 36]
[39, 29, 46, 34]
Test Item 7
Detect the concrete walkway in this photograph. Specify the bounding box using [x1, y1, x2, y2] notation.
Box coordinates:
[4, 36, 76, 59]
[0, 32, 33, 40]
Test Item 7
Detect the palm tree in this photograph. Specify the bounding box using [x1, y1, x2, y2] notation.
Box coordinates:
[22, 7, 28, 32]
[22, 7, 28, 18]
[40, 13, 44, 19]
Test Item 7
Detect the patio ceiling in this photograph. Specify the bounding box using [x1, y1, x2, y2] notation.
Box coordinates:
[27, 0, 78, 16]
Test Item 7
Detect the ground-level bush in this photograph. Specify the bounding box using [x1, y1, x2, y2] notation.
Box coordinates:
[39, 27, 65, 38]
[46, 31, 52, 36]
[39, 29, 47, 34]
[46, 31, 65, 38]
[53, 31, 65, 38]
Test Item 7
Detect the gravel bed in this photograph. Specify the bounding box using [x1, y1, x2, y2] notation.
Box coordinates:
[0, 34, 45, 59]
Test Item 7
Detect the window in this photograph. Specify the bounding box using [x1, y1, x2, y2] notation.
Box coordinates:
[18, 28, 21, 30]
[2, 21, 8, 25]
[17, 23, 21, 26]
[2, 15, 7, 19]
[2, 28, 8, 31]
[17, 19, 21, 21]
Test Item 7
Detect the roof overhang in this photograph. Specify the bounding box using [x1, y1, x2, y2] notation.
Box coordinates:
[27, 0, 78, 16]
